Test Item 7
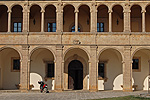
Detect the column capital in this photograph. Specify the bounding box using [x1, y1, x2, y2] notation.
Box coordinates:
[141, 10, 146, 13]
[123, 10, 131, 13]
[74, 9, 79, 13]
[41, 9, 45, 13]
[7, 10, 12, 13]
[56, 10, 63, 13]
[108, 10, 112, 13]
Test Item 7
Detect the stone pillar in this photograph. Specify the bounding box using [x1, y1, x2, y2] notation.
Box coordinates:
[75, 9, 79, 32]
[142, 10, 146, 32]
[23, 4, 29, 32]
[123, 46, 132, 92]
[41, 9, 45, 32]
[7, 10, 11, 32]
[20, 45, 30, 92]
[55, 45, 63, 91]
[89, 46, 98, 91]
[90, 4, 97, 32]
[56, 3, 63, 32]
[108, 10, 112, 32]
[123, 5, 131, 32]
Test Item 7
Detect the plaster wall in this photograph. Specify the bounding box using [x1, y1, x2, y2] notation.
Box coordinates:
[132, 50, 150, 90]
[0, 49, 20, 89]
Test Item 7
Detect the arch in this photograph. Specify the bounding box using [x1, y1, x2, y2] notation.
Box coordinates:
[97, 4, 109, 10]
[77, 4, 91, 10]
[11, 4, 23, 10]
[64, 47, 90, 60]
[63, 4, 75, 10]
[145, 3, 150, 10]
[130, 4, 142, 10]
[10, 3, 23, 10]
[29, 47, 56, 61]
[64, 54, 88, 90]
[0, 46, 22, 60]
[29, 4, 42, 10]
[111, 4, 124, 10]
[98, 47, 123, 61]
[0, 4, 8, 10]
[131, 47, 150, 59]
[43, 4, 56, 10]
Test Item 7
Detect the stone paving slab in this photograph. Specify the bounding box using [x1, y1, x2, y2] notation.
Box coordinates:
[0, 91, 148, 100]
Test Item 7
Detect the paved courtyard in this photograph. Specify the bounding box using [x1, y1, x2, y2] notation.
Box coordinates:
[0, 91, 149, 100]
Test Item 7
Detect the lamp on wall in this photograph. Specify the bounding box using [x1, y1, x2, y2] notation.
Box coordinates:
[33, 18, 36, 25]
[117, 19, 119, 25]
[87, 19, 89, 25]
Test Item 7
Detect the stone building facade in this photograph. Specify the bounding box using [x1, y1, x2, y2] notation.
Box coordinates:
[0, 0, 150, 92]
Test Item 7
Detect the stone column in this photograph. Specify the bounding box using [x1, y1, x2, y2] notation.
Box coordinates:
[123, 46, 132, 92]
[108, 10, 112, 32]
[41, 9, 45, 32]
[90, 4, 97, 32]
[23, 5, 29, 32]
[142, 10, 146, 32]
[7, 10, 11, 32]
[123, 5, 131, 32]
[56, 3, 63, 32]
[55, 45, 63, 91]
[20, 45, 30, 91]
[75, 9, 79, 32]
[89, 46, 98, 91]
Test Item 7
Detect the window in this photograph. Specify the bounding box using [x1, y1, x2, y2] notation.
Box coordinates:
[132, 57, 141, 72]
[98, 62, 105, 78]
[46, 63, 54, 78]
[98, 61, 108, 82]
[48, 23, 56, 32]
[71, 25, 80, 32]
[97, 22, 104, 32]
[14, 22, 22, 32]
[11, 57, 20, 72]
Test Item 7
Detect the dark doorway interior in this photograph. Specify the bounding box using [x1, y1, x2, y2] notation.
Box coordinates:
[68, 60, 83, 90]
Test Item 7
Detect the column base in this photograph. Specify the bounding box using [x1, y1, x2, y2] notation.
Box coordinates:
[89, 89, 98, 92]
[54, 89, 63, 92]
[123, 89, 133, 92]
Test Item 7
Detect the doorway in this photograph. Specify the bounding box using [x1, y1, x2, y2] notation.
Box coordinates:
[68, 60, 83, 90]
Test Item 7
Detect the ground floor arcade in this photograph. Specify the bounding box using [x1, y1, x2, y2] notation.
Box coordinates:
[0, 45, 150, 92]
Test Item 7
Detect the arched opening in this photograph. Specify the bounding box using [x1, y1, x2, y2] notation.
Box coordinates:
[68, 60, 83, 90]
[132, 49, 150, 90]
[98, 48, 122, 90]
[131, 5, 142, 32]
[0, 48, 20, 90]
[30, 48, 55, 90]
[97, 5, 108, 32]
[11, 5, 23, 32]
[64, 48, 89, 90]
[112, 5, 123, 32]
[146, 5, 150, 32]
[30, 5, 41, 32]
[63, 5, 75, 32]
[79, 5, 90, 32]
[44, 5, 56, 32]
[0, 5, 8, 32]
